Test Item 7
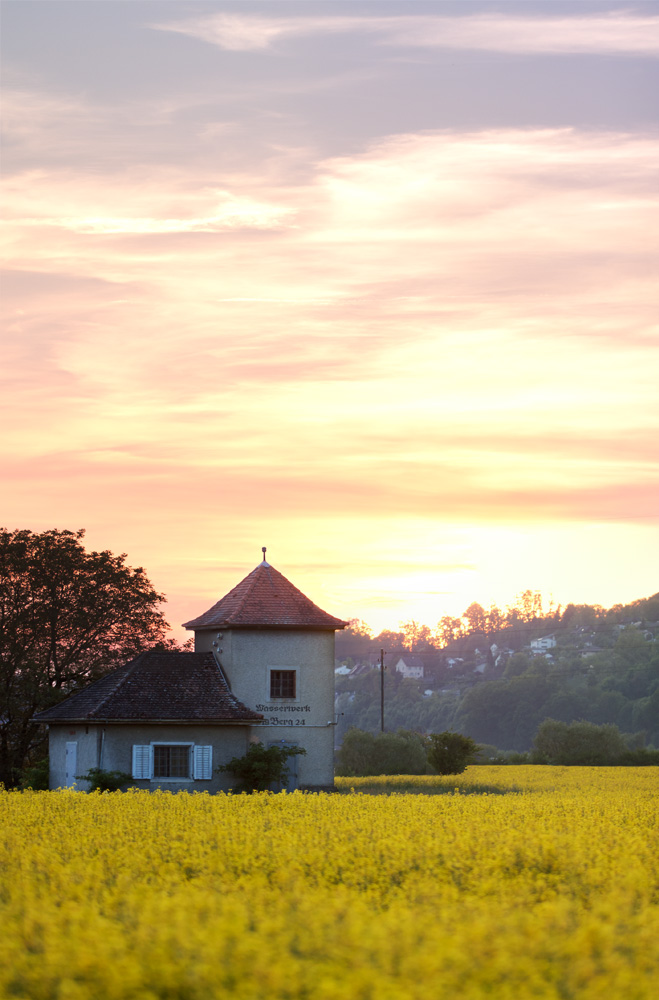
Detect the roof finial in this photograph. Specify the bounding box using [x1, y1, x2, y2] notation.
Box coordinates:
[262, 546, 267, 562]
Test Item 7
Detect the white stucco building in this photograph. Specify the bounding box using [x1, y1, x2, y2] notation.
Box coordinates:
[35, 555, 347, 791]
[394, 655, 424, 679]
[529, 634, 557, 653]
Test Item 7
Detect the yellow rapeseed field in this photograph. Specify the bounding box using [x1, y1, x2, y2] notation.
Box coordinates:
[1, 767, 658, 999]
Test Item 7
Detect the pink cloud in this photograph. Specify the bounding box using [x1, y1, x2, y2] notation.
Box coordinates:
[154, 13, 659, 56]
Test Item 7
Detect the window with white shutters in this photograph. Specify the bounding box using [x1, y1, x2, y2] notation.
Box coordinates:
[131, 743, 212, 780]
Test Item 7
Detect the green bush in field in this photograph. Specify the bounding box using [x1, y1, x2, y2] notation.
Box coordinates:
[532, 719, 659, 765]
[77, 767, 133, 792]
[533, 720, 625, 765]
[217, 741, 306, 792]
[336, 728, 428, 776]
[426, 732, 481, 775]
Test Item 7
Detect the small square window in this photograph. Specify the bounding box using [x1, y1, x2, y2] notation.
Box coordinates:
[153, 745, 190, 778]
[270, 670, 296, 699]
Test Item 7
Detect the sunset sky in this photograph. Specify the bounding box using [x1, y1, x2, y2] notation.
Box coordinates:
[2, 1, 658, 638]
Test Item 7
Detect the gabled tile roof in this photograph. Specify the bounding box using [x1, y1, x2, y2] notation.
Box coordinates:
[182, 561, 348, 631]
[33, 652, 262, 724]
[397, 655, 425, 668]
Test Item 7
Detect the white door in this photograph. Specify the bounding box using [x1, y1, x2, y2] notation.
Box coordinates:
[65, 742, 77, 787]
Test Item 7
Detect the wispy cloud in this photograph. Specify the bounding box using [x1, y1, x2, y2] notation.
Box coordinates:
[16, 205, 295, 235]
[2, 163, 296, 235]
[388, 13, 659, 55]
[154, 12, 659, 55]
[4, 127, 656, 402]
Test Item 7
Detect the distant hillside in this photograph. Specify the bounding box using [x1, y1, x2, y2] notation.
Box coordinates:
[335, 593, 659, 751]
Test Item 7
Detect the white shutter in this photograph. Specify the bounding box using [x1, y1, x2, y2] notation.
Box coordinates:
[193, 745, 213, 780]
[132, 745, 152, 779]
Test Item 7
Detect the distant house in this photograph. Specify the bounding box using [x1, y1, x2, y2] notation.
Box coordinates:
[530, 634, 556, 653]
[348, 662, 372, 679]
[490, 643, 513, 669]
[34, 556, 348, 792]
[394, 655, 424, 679]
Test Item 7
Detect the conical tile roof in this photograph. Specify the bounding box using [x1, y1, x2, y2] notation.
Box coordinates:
[182, 561, 348, 631]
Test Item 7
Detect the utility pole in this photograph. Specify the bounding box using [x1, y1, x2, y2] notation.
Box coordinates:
[380, 648, 386, 732]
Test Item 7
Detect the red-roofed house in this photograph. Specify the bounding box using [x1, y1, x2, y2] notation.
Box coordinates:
[35, 555, 348, 792]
